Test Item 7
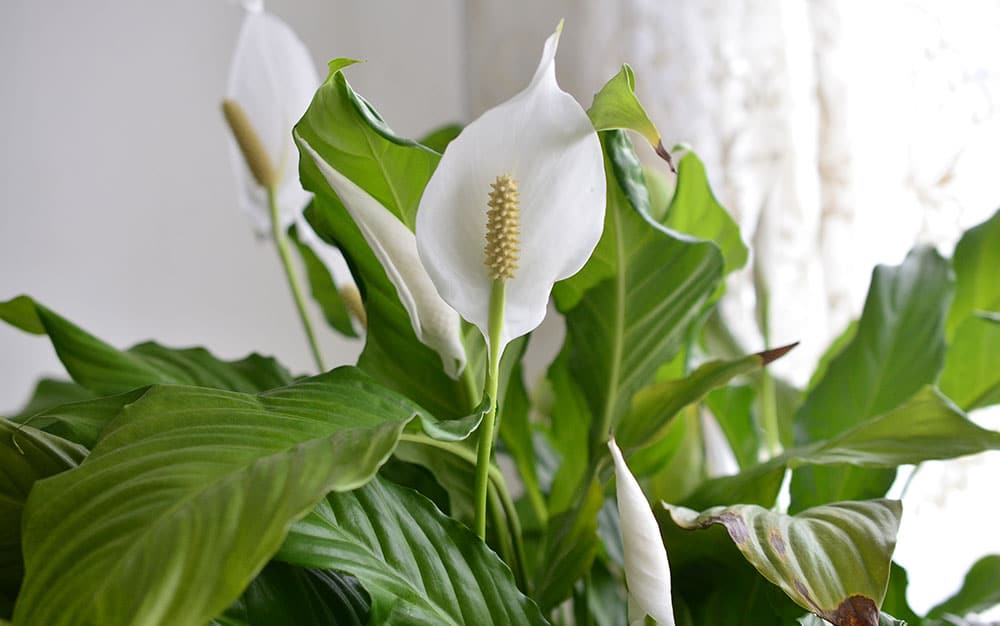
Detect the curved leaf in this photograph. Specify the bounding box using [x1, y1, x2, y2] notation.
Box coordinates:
[0, 296, 293, 396]
[665, 499, 901, 626]
[946, 208, 1000, 337]
[927, 555, 1000, 619]
[10, 379, 95, 421]
[790, 247, 954, 511]
[587, 64, 671, 168]
[277, 476, 549, 625]
[0, 421, 85, 598]
[13, 368, 427, 626]
[245, 561, 369, 626]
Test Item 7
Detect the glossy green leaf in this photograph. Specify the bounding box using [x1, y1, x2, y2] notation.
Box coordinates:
[662, 152, 748, 278]
[295, 59, 436, 230]
[927, 554, 1000, 619]
[0, 296, 294, 396]
[13, 368, 431, 626]
[665, 499, 901, 626]
[245, 562, 369, 626]
[791, 246, 954, 511]
[617, 344, 795, 450]
[553, 129, 723, 465]
[946, 208, 1000, 338]
[0, 420, 85, 597]
[297, 64, 481, 421]
[277, 476, 549, 625]
[289, 221, 358, 337]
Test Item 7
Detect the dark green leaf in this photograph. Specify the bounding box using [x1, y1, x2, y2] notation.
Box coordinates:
[9, 388, 146, 448]
[0, 296, 294, 396]
[13, 368, 430, 626]
[245, 561, 369, 626]
[791, 246, 954, 511]
[278, 476, 549, 625]
[0, 420, 85, 597]
[665, 499, 901, 626]
[927, 555, 1000, 619]
[881, 562, 921, 624]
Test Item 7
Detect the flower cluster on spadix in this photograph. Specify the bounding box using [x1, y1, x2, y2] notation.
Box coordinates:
[415, 23, 606, 356]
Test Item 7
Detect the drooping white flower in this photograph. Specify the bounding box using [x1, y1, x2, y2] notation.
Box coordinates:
[296, 135, 467, 377]
[414, 24, 606, 353]
[608, 438, 676, 626]
[224, 3, 356, 293]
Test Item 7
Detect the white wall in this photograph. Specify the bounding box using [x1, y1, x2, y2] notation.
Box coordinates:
[0, 0, 465, 413]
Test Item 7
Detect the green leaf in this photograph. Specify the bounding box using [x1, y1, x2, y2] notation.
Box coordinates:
[0, 420, 85, 598]
[11, 379, 95, 421]
[794, 387, 1000, 467]
[687, 386, 1000, 509]
[662, 152, 749, 278]
[0, 296, 294, 396]
[946, 208, 1000, 337]
[530, 478, 604, 612]
[417, 123, 463, 153]
[587, 65, 665, 162]
[8, 388, 146, 448]
[297, 64, 481, 421]
[940, 313, 1000, 410]
[790, 246, 954, 512]
[617, 344, 795, 450]
[553, 130, 723, 464]
[927, 555, 1000, 619]
[245, 562, 369, 626]
[881, 562, 921, 624]
[665, 499, 901, 626]
[277, 476, 549, 625]
[13, 368, 431, 626]
[296, 59, 437, 230]
[704, 385, 759, 469]
[289, 221, 358, 337]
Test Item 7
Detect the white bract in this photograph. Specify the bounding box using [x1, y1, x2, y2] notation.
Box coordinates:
[608, 438, 676, 626]
[415, 24, 606, 353]
[296, 135, 467, 378]
[225, 3, 355, 288]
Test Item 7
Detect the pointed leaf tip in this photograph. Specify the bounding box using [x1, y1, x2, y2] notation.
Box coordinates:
[654, 140, 676, 173]
[758, 341, 799, 365]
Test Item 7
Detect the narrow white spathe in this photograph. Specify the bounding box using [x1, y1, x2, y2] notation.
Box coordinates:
[414, 25, 605, 352]
[297, 133, 467, 378]
[608, 438, 676, 626]
[225, 7, 318, 235]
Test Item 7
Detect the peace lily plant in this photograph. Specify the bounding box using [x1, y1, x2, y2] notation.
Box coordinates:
[3, 7, 1000, 626]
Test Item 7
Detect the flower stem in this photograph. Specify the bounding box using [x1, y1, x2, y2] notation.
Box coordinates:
[267, 186, 325, 372]
[474, 279, 506, 539]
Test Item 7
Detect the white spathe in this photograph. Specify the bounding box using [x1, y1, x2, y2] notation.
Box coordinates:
[608, 438, 676, 626]
[296, 134, 467, 378]
[225, 4, 355, 290]
[414, 25, 605, 353]
[225, 6, 316, 235]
